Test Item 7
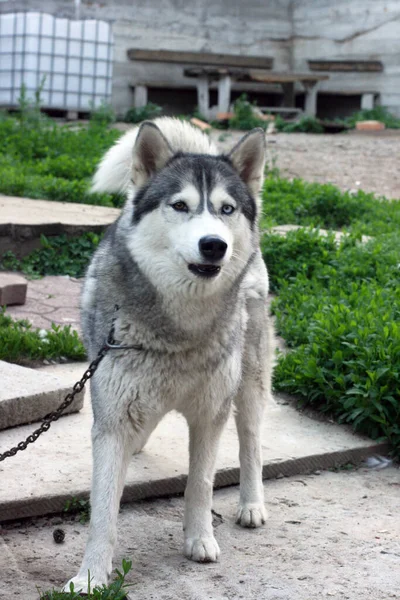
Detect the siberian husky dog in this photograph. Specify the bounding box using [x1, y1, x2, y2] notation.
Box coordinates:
[64, 118, 275, 593]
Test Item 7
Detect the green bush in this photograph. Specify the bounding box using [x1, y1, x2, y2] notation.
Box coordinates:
[228, 94, 267, 130]
[275, 115, 324, 134]
[124, 102, 162, 123]
[262, 229, 400, 457]
[89, 100, 116, 126]
[344, 106, 400, 129]
[261, 175, 400, 234]
[0, 310, 85, 364]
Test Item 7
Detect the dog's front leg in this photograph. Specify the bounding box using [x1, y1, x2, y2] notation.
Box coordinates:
[184, 417, 227, 563]
[63, 424, 133, 593]
[234, 298, 273, 528]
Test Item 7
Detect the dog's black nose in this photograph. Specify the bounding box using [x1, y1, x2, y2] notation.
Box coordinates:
[199, 236, 228, 261]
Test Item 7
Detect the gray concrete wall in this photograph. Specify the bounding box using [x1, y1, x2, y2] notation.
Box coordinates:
[2, 0, 400, 116]
[2, 0, 292, 115]
[292, 0, 400, 116]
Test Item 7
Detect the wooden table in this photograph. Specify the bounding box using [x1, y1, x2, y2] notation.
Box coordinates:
[184, 68, 329, 118]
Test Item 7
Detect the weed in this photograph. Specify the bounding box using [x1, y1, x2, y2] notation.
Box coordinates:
[39, 558, 133, 599]
[124, 102, 162, 124]
[228, 94, 267, 131]
[1, 233, 103, 279]
[344, 106, 400, 129]
[64, 497, 91, 524]
[0, 309, 85, 364]
[275, 115, 324, 134]
[90, 100, 116, 126]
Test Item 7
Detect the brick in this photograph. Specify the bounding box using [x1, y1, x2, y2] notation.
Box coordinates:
[190, 117, 212, 131]
[215, 112, 234, 121]
[0, 361, 84, 430]
[0, 273, 27, 306]
[355, 120, 385, 131]
[258, 113, 275, 122]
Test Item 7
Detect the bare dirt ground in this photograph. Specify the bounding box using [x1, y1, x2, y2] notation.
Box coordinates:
[1, 467, 399, 600]
[212, 129, 400, 200]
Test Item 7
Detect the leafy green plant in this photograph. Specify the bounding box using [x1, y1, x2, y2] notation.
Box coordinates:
[275, 115, 324, 134]
[228, 94, 267, 130]
[344, 106, 400, 129]
[263, 229, 400, 457]
[124, 102, 162, 123]
[0, 309, 85, 364]
[90, 100, 116, 126]
[16, 77, 48, 128]
[39, 559, 133, 599]
[64, 497, 91, 524]
[1, 233, 102, 279]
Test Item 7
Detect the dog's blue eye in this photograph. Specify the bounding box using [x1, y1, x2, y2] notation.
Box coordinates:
[172, 201, 188, 212]
[221, 205, 235, 215]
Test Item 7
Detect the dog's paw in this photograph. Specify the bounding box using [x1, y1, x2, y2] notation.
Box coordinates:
[236, 503, 268, 528]
[62, 574, 107, 595]
[184, 535, 220, 563]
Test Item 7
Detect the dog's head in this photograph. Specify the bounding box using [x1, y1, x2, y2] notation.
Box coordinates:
[127, 122, 265, 297]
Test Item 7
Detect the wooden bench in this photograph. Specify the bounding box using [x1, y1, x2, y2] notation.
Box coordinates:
[127, 49, 273, 116]
[245, 71, 329, 117]
[183, 68, 328, 118]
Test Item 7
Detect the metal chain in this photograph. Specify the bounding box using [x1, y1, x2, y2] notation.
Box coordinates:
[0, 305, 143, 463]
[0, 344, 110, 463]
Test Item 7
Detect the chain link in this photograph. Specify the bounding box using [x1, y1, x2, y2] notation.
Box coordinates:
[0, 345, 109, 463]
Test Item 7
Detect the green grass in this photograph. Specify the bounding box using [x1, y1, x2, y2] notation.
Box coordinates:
[0, 114, 123, 206]
[261, 175, 400, 235]
[40, 559, 133, 599]
[0, 309, 85, 364]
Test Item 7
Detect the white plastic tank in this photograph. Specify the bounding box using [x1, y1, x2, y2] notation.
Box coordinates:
[0, 11, 113, 111]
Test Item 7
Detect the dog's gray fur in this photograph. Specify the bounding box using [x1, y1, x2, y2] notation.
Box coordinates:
[64, 118, 276, 592]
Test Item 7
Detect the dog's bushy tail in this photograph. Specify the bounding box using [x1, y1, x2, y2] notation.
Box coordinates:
[91, 128, 140, 194]
[91, 117, 218, 195]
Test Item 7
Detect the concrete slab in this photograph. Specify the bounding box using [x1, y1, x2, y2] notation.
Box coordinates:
[0, 195, 119, 257]
[0, 361, 84, 431]
[0, 195, 119, 227]
[0, 362, 386, 522]
[6, 274, 82, 332]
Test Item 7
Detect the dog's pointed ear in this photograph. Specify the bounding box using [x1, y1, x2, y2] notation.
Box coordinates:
[132, 122, 173, 187]
[228, 128, 266, 197]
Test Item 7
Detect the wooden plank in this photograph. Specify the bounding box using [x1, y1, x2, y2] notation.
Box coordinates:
[308, 60, 383, 72]
[248, 71, 329, 83]
[127, 49, 273, 69]
[184, 66, 247, 78]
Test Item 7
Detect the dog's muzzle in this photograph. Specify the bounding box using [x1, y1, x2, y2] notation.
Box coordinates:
[188, 263, 221, 278]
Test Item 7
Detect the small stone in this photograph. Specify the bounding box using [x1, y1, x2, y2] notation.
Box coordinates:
[53, 528, 65, 543]
[355, 120, 385, 131]
[51, 517, 63, 525]
[0, 273, 27, 306]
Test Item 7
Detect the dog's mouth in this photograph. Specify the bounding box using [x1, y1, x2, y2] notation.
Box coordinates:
[188, 263, 221, 278]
